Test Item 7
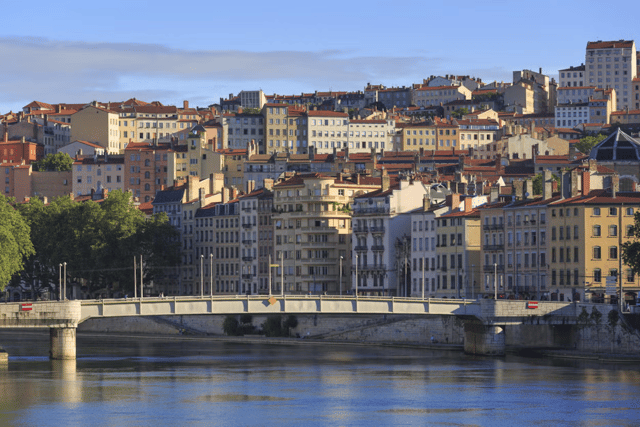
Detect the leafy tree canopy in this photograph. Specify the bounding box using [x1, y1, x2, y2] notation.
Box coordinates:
[532, 173, 560, 195]
[32, 152, 74, 172]
[0, 195, 35, 290]
[451, 108, 469, 119]
[575, 134, 606, 155]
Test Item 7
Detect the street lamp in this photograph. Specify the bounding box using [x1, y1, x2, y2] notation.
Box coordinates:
[339, 256, 343, 296]
[280, 251, 284, 296]
[58, 263, 62, 301]
[355, 253, 358, 298]
[494, 263, 497, 300]
[422, 255, 425, 300]
[210, 253, 213, 297]
[63, 262, 67, 301]
[200, 254, 204, 297]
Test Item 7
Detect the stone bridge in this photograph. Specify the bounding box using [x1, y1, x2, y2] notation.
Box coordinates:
[0, 296, 596, 359]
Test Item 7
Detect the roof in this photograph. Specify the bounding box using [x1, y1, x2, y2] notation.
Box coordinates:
[587, 40, 634, 49]
[152, 188, 185, 205]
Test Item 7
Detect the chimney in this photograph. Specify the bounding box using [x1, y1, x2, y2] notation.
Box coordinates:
[263, 179, 274, 191]
[495, 154, 501, 172]
[513, 179, 524, 200]
[561, 171, 571, 199]
[231, 188, 238, 200]
[464, 196, 473, 212]
[183, 100, 189, 109]
[371, 147, 376, 162]
[588, 159, 597, 173]
[381, 168, 390, 192]
[445, 193, 460, 210]
[524, 178, 533, 199]
[222, 187, 230, 203]
[56, 105, 61, 113]
[582, 170, 591, 196]
[423, 195, 431, 211]
[199, 187, 206, 208]
[490, 184, 499, 203]
[612, 174, 619, 198]
[237, 106, 243, 114]
[247, 180, 256, 194]
[570, 169, 580, 198]
[543, 170, 553, 200]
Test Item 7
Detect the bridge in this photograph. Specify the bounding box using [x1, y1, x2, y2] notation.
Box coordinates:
[0, 295, 585, 359]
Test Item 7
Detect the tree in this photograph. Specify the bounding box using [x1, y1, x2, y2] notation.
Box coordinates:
[32, 152, 74, 172]
[575, 134, 606, 155]
[451, 108, 469, 119]
[223, 316, 240, 336]
[532, 173, 560, 195]
[16, 190, 180, 297]
[0, 195, 35, 291]
[622, 211, 640, 278]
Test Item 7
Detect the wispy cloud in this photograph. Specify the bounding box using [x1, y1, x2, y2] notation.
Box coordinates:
[0, 37, 434, 110]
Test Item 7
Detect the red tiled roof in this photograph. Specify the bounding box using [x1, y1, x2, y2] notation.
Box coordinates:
[587, 40, 634, 49]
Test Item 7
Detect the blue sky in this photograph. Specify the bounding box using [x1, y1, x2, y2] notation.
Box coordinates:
[1, 0, 638, 113]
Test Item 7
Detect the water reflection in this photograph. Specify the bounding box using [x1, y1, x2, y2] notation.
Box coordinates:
[0, 330, 639, 426]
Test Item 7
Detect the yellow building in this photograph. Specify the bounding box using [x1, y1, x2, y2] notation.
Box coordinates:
[264, 103, 291, 154]
[549, 187, 640, 305]
[436, 196, 481, 298]
[272, 173, 379, 294]
[70, 103, 121, 154]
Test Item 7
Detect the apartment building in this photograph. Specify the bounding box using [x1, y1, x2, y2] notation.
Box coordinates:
[71, 103, 121, 154]
[238, 185, 273, 295]
[264, 103, 292, 154]
[585, 40, 637, 110]
[347, 119, 393, 152]
[72, 154, 124, 196]
[548, 183, 640, 305]
[352, 174, 431, 297]
[558, 65, 585, 87]
[412, 85, 471, 108]
[124, 142, 173, 202]
[455, 119, 501, 152]
[308, 110, 349, 154]
[272, 172, 379, 294]
[436, 196, 481, 298]
[221, 110, 265, 151]
[556, 86, 595, 104]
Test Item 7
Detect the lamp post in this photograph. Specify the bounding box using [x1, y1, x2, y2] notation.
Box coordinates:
[210, 253, 213, 297]
[471, 264, 475, 300]
[280, 251, 284, 296]
[494, 263, 498, 300]
[339, 256, 343, 296]
[200, 254, 204, 297]
[63, 262, 67, 301]
[58, 263, 62, 301]
[268, 254, 272, 295]
[422, 255, 425, 300]
[355, 253, 358, 298]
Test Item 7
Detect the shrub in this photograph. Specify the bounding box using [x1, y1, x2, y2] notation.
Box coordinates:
[223, 315, 240, 336]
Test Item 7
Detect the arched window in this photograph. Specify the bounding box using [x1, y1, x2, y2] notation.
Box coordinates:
[593, 246, 601, 259]
[145, 171, 150, 179]
[144, 183, 150, 191]
[145, 159, 150, 167]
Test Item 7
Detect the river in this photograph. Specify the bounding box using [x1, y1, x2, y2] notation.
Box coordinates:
[0, 331, 639, 426]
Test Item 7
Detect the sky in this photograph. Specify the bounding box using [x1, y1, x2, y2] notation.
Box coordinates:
[1, 0, 639, 114]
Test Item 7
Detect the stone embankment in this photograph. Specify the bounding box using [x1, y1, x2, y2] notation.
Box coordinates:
[78, 311, 640, 360]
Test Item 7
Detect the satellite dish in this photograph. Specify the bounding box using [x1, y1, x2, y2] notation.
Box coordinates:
[524, 192, 530, 197]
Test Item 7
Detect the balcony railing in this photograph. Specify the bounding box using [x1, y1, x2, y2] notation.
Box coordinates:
[242, 223, 254, 229]
[370, 226, 386, 233]
[242, 256, 254, 262]
[242, 274, 253, 280]
[483, 264, 505, 272]
[353, 207, 396, 215]
[353, 226, 369, 233]
[483, 244, 504, 251]
[371, 245, 385, 251]
[354, 245, 368, 251]
[242, 239, 256, 245]
[359, 264, 387, 271]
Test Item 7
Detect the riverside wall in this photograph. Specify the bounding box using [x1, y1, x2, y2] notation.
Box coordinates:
[77, 312, 640, 356]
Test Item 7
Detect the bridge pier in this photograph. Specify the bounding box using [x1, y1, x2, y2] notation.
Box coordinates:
[463, 321, 505, 356]
[50, 327, 76, 360]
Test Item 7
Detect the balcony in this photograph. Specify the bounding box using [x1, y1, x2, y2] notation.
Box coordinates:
[301, 241, 335, 247]
[242, 223, 254, 229]
[353, 207, 396, 216]
[353, 226, 369, 233]
[354, 245, 368, 251]
[242, 207, 252, 212]
[242, 274, 253, 280]
[483, 224, 504, 231]
[371, 245, 385, 251]
[483, 244, 504, 251]
[242, 256, 254, 262]
[370, 226, 386, 233]
[359, 264, 387, 272]
[484, 264, 505, 272]
[242, 239, 256, 245]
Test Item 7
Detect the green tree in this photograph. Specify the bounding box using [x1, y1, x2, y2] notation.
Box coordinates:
[32, 152, 74, 172]
[0, 195, 35, 291]
[451, 108, 469, 119]
[575, 134, 606, 155]
[223, 315, 240, 336]
[262, 315, 284, 337]
[622, 211, 640, 278]
[532, 173, 560, 195]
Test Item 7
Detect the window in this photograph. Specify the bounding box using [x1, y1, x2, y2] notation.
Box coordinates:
[594, 268, 601, 282]
[609, 225, 617, 236]
[609, 246, 618, 259]
[593, 225, 601, 237]
[593, 246, 601, 259]
[593, 207, 600, 216]
[626, 207, 634, 216]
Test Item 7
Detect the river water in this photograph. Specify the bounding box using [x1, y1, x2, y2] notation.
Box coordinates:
[1, 331, 639, 427]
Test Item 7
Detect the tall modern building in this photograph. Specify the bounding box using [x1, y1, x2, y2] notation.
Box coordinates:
[585, 40, 637, 111]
